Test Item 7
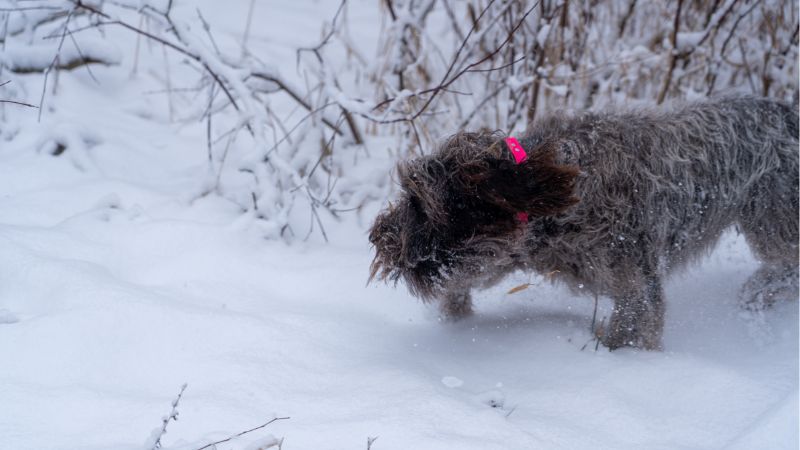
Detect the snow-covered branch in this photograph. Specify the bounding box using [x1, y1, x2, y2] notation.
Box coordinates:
[0, 0, 796, 241]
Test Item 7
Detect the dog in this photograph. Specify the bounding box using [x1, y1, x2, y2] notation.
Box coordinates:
[369, 96, 799, 350]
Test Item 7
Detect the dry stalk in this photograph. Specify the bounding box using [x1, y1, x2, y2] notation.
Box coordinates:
[194, 416, 290, 450]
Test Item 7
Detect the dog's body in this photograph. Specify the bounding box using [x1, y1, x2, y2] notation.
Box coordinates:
[370, 96, 799, 350]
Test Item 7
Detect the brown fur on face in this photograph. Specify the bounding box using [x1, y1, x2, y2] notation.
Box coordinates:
[368, 130, 579, 299]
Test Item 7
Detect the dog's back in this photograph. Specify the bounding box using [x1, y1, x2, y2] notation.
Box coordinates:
[524, 96, 798, 292]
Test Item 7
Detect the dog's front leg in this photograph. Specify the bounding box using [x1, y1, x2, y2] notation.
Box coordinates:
[603, 275, 665, 350]
[438, 288, 473, 320]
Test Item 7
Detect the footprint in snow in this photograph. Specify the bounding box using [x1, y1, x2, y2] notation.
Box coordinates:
[441, 376, 464, 388]
[476, 389, 505, 409]
[0, 309, 19, 325]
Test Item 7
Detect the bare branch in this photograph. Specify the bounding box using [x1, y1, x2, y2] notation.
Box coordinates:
[149, 383, 188, 450]
[0, 99, 37, 108]
[194, 417, 290, 450]
[657, 0, 683, 104]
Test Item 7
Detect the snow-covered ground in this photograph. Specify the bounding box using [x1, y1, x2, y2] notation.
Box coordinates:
[1, 1, 797, 449]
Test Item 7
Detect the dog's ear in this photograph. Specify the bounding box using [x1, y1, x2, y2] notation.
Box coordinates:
[463, 142, 580, 218]
[397, 157, 449, 226]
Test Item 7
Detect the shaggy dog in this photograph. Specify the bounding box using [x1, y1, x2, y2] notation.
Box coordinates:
[369, 96, 799, 350]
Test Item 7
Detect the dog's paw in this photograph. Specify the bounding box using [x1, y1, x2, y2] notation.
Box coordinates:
[739, 278, 798, 312]
[438, 308, 473, 322]
[602, 326, 663, 351]
[438, 292, 474, 320]
[739, 264, 798, 310]
[601, 332, 634, 350]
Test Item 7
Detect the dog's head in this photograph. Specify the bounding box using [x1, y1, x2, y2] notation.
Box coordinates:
[369, 130, 579, 299]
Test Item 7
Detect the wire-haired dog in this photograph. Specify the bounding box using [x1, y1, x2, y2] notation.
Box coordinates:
[369, 96, 799, 350]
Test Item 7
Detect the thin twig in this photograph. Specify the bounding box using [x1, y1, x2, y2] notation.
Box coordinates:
[371, 1, 539, 125]
[367, 436, 379, 450]
[594, 317, 606, 351]
[150, 383, 188, 450]
[657, 0, 683, 104]
[250, 72, 345, 137]
[70, 1, 242, 114]
[38, 8, 75, 121]
[194, 417, 290, 450]
[241, 0, 256, 57]
[0, 99, 38, 108]
[66, 28, 99, 83]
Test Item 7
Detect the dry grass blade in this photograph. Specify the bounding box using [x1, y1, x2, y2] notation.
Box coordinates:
[506, 283, 531, 295]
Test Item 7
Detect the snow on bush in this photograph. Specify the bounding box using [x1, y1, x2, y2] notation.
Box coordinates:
[363, 0, 798, 148]
[0, 0, 796, 241]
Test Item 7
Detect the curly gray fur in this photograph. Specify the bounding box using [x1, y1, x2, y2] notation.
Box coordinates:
[370, 96, 799, 350]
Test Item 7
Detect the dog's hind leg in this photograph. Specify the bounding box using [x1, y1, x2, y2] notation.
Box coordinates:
[737, 170, 799, 312]
[438, 288, 473, 320]
[739, 263, 798, 313]
[604, 273, 665, 350]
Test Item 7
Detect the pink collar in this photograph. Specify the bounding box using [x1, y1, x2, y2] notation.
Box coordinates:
[504, 136, 527, 164]
[504, 136, 529, 223]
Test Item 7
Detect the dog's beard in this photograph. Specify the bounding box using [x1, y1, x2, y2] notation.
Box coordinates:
[369, 225, 443, 300]
[368, 199, 452, 300]
[367, 192, 524, 300]
[370, 229, 522, 300]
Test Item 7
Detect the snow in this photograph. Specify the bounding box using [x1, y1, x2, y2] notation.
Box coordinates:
[441, 376, 465, 388]
[676, 31, 706, 51]
[0, 1, 797, 449]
